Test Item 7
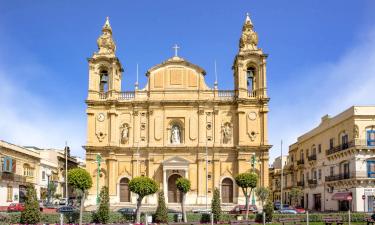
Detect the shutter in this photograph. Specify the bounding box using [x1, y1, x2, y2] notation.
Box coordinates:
[12, 160, 16, 173]
[0, 157, 4, 172]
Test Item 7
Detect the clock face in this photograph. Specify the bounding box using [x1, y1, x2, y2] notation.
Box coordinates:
[248, 112, 257, 121]
[97, 113, 105, 122]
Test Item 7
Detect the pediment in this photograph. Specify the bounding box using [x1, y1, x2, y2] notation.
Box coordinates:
[162, 156, 190, 166]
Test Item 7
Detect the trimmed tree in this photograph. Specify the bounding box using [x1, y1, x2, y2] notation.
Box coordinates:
[264, 199, 274, 222]
[129, 176, 159, 223]
[154, 192, 168, 223]
[95, 186, 110, 223]
[235, 172, 258, 220]
[290, 187, 304, 207]
[20, 185, 41, 224]
[211, 187, 222, 223]
[255, 187, 270, 210]
[175, 177, 191, 222]
[67, 168, 93, 225]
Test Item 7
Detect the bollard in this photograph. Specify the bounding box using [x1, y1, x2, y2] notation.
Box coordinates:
[306, 210, 309, 225]
[263, 211, 265, 225]
[59, 213, 63, 225]
[145, 212, 148, 225]
[348, 209, 351, 225]
[211, 212, 214, 225]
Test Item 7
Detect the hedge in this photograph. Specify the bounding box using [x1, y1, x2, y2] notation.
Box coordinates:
[0, 211, 371, 225]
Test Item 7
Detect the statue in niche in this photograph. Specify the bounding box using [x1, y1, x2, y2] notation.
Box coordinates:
[171, 125, 181, 144]
[222, 123, 232, 144]
[121, 124, 129, 144]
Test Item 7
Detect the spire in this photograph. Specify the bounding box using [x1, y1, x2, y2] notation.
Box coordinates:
[96, 17, 116, 56]
[239, 13, 258, 52]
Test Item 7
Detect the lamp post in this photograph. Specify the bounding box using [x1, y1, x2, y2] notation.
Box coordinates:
[205, 139, 208, 210]
[250, 154, 256, 205]
[95, 153, 102, 204]
[46, 170, 51, 205]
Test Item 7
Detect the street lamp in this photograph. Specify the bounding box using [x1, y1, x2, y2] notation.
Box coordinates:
[46, 170, 52, 205]
[250, 153, 256, 205]
[95, 153, 102, 204]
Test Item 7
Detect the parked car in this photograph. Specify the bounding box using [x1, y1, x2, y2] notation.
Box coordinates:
[117, 207, 136, 215]
[274, 202, 289, 210]
[59, 198, 67, 205]
[57, 206, 78, 213]
[293, 206, 306, 214]
[277, 208, 297, 214]
[229, 205, 258, 214]
[7, 203, 25, 212]
[192, 208, 211, 213]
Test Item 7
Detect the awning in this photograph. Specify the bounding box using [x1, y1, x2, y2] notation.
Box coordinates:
[332, 192, 352, 201]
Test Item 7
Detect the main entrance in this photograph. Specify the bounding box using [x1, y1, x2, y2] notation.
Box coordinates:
[168, 174, 182, 203]
[221, 178, 234, 203]
[119, 177, 130, 202]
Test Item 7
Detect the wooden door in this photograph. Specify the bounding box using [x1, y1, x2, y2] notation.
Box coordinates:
[120, 178, 130, 202]
[221, 178, 233, 203]
[168, 174, 182, 203]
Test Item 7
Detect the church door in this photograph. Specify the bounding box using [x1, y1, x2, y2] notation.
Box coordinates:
[168, 174, 182, 203]
[119, 178, 130, 202]
[221, 178, 233, 203]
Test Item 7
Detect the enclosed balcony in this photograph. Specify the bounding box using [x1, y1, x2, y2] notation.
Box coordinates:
[297, 159, 305, 165]
[308, 154, 317, 161]
[325, 173, 350, 182]
[297, 181, 305, 187]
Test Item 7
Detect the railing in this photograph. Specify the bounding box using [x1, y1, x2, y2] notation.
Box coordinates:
[99, 92, 108, 99]
[118, 91, 135, 100]
[247, 88, 266, 98]
[326, 140, 359, 155]
[325, 173, 350, 182]
[308, 179, 317, 185]
[297, 181, 305, 187]
[1, 171, 27, 183]
[308, 154, 317, 161]
[297, 159, 305, 165]
[218, 90, 235, 100]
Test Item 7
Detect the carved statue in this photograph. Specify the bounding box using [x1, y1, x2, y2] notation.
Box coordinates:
[239, 14, 258, 51]
[121, 124, 129, 144]
[171, 125, 181, 144]
[223, 123, 232, 144]
[97, 17, 116, 55]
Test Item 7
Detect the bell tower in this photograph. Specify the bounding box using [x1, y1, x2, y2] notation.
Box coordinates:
[87, 17, 123, 100]
[233, 13, 267, 99]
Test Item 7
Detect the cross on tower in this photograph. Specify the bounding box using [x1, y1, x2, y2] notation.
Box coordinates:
[172, 44, 180, 57]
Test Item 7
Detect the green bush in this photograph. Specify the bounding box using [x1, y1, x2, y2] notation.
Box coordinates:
[211, 188, 222, 222]
[20, 185, 41, 224]
[264, 199, 274, 222]
[94, 186, 110, 223]
[200, 213, 211, 223]
[154, 192, 168, 223]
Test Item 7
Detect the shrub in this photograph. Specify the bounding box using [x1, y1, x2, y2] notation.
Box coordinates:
[264, 199, 274, 222]
[211, 187, 222, 222]
[94, 186, 110, 223]
[176, 177, 191, 222]
[154, 192, 168, 223]
[20, 185, 41, 224]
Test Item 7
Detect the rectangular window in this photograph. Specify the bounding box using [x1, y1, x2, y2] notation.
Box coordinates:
[2, 157, 13, 172]
[42, 171, 46, 180]
[368, 130, 375, 146]
[367, 161, 375, 178]
[318, 169, 322, 180]
[330, 167, 334, 176]
[313, 171, 317, 180]
[318, 144, 322, 153]
[7, 186, 13, 202]
[329, 138, 334, 149]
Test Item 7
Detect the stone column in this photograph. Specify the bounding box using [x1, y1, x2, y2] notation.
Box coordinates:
[163, 168, 168, 203]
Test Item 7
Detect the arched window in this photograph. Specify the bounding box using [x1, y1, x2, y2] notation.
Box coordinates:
[99, 70, 109, 92]
[246, 67, 255, 92]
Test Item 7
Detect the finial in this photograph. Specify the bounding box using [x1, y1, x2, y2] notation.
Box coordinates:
[105, 16, 111, 27]
[135, 63, 139, 90]
[172, 44, 180, 57]
[214, 60, 218, 89]
[245, 12, 252, 25]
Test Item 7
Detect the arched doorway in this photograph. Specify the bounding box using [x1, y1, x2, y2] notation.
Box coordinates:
[119, 178, 130, 202]
[168, 174, 182, 203]
[221, 178, 234, 203]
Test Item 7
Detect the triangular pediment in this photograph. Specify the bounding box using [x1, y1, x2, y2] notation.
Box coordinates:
[162, 156, 190, 165]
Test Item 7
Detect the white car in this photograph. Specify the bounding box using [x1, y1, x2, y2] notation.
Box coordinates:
[192, 208, 211, 213]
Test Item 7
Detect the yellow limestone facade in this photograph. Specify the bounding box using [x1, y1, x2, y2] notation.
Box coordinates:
[84, 15, 271, 206]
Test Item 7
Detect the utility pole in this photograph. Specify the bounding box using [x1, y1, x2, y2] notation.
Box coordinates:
[64, 142, 69, 206]
[205, 139, 208, 210]
[251, 153, 256, 205]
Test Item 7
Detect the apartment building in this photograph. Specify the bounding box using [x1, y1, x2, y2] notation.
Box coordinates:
[285, 106, 375, 212]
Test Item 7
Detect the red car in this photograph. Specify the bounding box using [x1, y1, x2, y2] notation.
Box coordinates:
[7, 203, 25, 212]
[230, 205, 258, 214]
[292, 206, 306, 214]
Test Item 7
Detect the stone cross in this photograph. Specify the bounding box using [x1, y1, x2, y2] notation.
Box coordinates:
[173, 44, 180, 57]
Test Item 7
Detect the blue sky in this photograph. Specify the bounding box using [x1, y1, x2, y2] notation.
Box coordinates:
[1, 1, 375, 163]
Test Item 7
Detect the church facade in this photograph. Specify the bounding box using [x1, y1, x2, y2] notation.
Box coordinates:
[84, 14, 271, 206]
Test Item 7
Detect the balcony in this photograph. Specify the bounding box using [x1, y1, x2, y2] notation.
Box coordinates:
[118, 91, 135, 100]
[297, 181, 305, 187]
[0, 171, 27, 183]
[308, 154, 317, 161]
[99, 92, 108, 99]
[218, 90, 235, 100]
[325, 173, 350, 182]
[297, 159, 305, 165]
[308, 179, 317, 185]
[326, 141, 356, 155]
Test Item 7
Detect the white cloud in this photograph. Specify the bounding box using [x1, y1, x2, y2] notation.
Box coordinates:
[268, 29, 375, 163]
[0, 64, 86, 158]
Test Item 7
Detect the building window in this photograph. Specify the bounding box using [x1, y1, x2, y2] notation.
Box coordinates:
[341, 133, 349, 149]
[367, 130, 375, 146]
[318, 144, 321, 153]
[313, 170, 317, 180]
[2, 157, 13, 172]
[23, 164, 34, 177]
[318, 169, 322, 180]
[330, 167, 334, 176]
[99, 69, 109, 92]
[246, 67, 255, 92]
[7, 186, 13, 202]
[42, 171, 46, 180]
[329, 138, 334, 149]
[367, 161, 375, 178]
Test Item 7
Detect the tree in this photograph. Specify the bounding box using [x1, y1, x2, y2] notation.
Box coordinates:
[235, 172, 258, 220]
[129, 176, 159, 223]
[20, 185, 41, 224]
[47, 181, 56, 204]
[290, 187, 304, 207]
[67, 168, 93, 225]
[95, 186, 110, 224]
[154, 192, 168, 223]
[255, 187, 270, 210]
[264, 199, 274, 222]
[175, 177, 191, 222]
[211, 188, 222, 223]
